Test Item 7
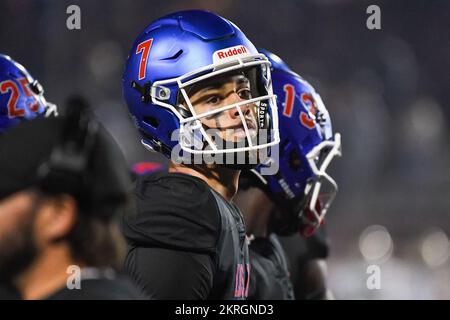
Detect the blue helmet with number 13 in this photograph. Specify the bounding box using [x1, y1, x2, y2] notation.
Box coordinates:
[248, 49, 342, 237]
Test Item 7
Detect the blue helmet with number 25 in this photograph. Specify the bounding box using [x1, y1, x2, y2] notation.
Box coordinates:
[247, 49, 342, 237]
[0, 54, 58, 134]
[122, 10, 279, 161]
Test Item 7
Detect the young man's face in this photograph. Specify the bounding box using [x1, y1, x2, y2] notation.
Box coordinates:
[187, 74, 258, 143]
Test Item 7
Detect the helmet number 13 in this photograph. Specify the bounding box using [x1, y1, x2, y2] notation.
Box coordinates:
[282, 83, 317, 129]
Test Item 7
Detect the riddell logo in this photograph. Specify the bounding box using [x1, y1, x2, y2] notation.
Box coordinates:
[213, 45, 250, 64]
[217, 45, 248, 59]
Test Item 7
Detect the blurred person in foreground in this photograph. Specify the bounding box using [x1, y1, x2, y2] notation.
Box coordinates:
[0, 100, 142, 299]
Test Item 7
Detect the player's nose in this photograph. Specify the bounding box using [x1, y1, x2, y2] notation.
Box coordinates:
[227, 92, 251, 120]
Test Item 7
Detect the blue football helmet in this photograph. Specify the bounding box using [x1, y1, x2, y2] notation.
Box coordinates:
[249, 49, 342, 236]
[0, 54, 58, 134]
[122, 10, 279, 163]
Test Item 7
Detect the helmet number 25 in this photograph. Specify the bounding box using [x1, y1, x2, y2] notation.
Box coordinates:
[282, 83, 317, 129]
[0, 79, 40, 118]
[136, 39, 153, 80]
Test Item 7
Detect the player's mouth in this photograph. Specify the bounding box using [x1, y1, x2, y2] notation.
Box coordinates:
[231, 120, 257, 140]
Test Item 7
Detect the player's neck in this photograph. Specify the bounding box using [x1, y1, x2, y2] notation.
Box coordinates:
[169, 162, 240, 201]
[14, 243, 83, 300]
[235, 187, 274, 238]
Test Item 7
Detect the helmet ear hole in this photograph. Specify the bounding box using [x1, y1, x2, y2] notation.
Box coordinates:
[289, 149, 302, 170]
[143, 116, 159, 128]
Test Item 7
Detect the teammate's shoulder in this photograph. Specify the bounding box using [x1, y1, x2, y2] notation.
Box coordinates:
[135, 171, 218, 210]
[305, 227, 330, 259]
[137, 171, 209, 193]
[123, 172, 221, 253]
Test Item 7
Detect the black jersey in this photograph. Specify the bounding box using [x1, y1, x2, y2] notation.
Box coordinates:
[0, 284, 21, 300]
[121, 172, 250, 300]
[0, 276, 141, 300]
[247, 233, 295, 300]
[45, 276, 143, 300]
[278, 227, 330, 299]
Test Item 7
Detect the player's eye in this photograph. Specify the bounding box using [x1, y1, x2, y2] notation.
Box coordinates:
[205, 95, 222, 105]
[238, 89, 252, 100]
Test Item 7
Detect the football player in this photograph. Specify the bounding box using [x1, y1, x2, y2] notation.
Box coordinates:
[235, 49, 341, 299]
[0, 100, 142, 299]
[0, 54, 57, 134]
[0, 54, 59, 299]
[121, 10, 279, 299]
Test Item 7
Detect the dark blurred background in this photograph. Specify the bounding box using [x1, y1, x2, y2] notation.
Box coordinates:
[1, 0, 449, 299]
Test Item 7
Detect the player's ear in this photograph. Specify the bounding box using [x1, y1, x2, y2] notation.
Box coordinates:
[34, 194, 78, 244]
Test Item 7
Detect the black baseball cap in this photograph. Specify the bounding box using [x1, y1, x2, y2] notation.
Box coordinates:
[0, 115, 131, 219]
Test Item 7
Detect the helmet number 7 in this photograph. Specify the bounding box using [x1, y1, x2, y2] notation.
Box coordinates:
[136, 39, 153, 81]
